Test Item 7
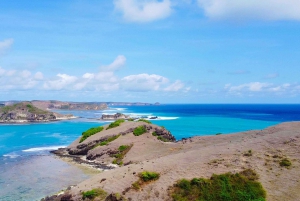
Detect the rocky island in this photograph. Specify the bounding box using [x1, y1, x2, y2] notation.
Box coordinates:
[0, 102, 75, 123]
[45, 120, 300, 201]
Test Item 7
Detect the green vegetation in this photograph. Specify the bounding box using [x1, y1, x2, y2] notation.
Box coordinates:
[138, 119, 152, 124]
[112, 144, 133, 166]
[152, 132, 158, 136]
[244, 150, 253, 157]
[128, 118, 135, 121]
[157, 136, 169, 142]
[139, 171, 160, 182]
[82, 188, 107, 200]
[80, 126, 104, 143]
[132, 171, 160, 190]
[94, 134, 121, 148]
[0, 102, 48, 115]
[106, 119, 125, 130]
[279, 158, 292, 167]
[171, 169, 266, 201]
[133, 126, 147, 136]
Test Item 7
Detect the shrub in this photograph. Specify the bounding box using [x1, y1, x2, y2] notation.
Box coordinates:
[82, 188, 107, 200]
[93, 134, 121, 148]
[118, 145, 129, 152]
[172, 169, 266, 201]
[80, 126, 104, 143]
[111, 144, 132, 166]
[138, 119, 152, 124]
[133, 126, 147, 136]
[157, 136, 169, 142]
[139, 171, 160, 182]
[279, 158, 292, 167]
[106, 119, 125, 130]
[152, 132, 157, 136]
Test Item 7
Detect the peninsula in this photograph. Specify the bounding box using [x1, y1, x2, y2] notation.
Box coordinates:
[46, 120, 300, 201]
[0, 102, 75, 123]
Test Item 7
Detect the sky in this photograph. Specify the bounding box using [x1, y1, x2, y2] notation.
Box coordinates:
[0, 0, 300, 103]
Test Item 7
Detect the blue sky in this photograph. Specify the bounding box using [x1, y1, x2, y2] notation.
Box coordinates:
[0, 0, 300, 103]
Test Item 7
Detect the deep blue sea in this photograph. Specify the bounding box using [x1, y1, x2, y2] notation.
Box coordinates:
[1, 104, 300, 200]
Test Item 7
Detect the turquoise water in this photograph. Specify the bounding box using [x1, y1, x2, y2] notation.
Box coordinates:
[1, 104, 300, 200]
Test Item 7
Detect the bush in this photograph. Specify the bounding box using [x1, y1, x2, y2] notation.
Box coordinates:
[152, 132, 157, 136]
[139, 171, 160, 182]
[106, 119, 125, 130]
[138, 119, 152, 124]
[279, 158, 292, 167]
[172, 169, 266, 201]
[111, 144, 132, 166]
[80, 126, 104, 143]
[82, 188, 107, 200]
[157, 136, 169, 142]
[133, 126, 147, 136]
[93, 134, 121, 148]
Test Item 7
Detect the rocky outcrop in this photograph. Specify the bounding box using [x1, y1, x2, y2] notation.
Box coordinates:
[101, 113, 129, 120]
[153, 127, 176, 142]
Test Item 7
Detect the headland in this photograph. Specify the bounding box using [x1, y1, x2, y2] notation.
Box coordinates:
[44, 120, 300, 201]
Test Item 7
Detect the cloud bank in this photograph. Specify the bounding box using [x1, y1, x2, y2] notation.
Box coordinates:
[114, 0, 172, 22]
[197, 0, 300, 21]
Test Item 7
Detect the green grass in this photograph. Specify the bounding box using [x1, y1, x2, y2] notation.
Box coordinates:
[93, 134, 121, 148]
[133, 126, 147, 136]
[80, 126, 104, 143]
[132, 171, 160, 190]
[106, 119, 125, 130]
[139, 171, 160, 182]
[0, 102, 48, 115]
[152, 132, 158, 136]
[157, 136, 169, 142]
[112, 144, 133, 166]
[82, 188, 107, 200]
[172, 169, 266, 201]
[279, 158, 292, 167]
[138, 119, 152, 124]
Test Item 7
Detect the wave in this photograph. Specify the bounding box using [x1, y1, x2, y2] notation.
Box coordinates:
[150, 117, 179, 120]
[3, 153, 20, 159]
[22, 145, 67, 152]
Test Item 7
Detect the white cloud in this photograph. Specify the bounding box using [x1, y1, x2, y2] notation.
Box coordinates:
[21, 70, 31, 78]
[197, 0, 300, 21]
[6, 70, 16, 76]
[164, 80, 184, 91]
[34, 72, 44, 80]
[101, 55, 126, 71]
[0, 38, 14, 55]
[82, 73, 95, 79]
[121, 73, 169, 91]
[114, 0, 172, 22]
[226, 82, 272, 92]
[43, 74, 78, 90]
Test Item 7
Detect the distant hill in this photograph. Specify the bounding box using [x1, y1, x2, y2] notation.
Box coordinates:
[0, 102, 74, 123]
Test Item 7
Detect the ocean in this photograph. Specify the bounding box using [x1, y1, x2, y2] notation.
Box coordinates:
[1, 104, 300, 200]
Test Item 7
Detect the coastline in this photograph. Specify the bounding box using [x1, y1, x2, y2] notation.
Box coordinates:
[44, 121, 300, 201]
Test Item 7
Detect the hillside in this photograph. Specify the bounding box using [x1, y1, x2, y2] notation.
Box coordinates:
[0, 102, 74, 123]
[47, 121, 300, 201]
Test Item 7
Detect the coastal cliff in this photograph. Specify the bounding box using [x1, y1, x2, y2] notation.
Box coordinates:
[46, 121, 300, 201]
[0, 102, 74, 123]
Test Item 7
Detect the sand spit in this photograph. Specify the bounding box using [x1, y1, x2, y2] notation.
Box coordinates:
[46, 121, 300, 201]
